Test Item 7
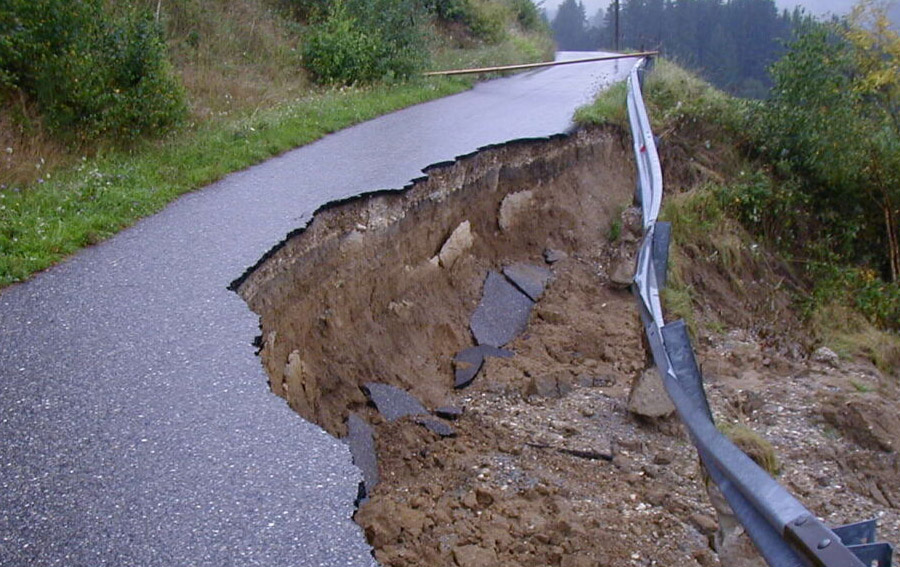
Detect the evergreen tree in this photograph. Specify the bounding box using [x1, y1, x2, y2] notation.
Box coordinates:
[552, 0, 590, 50]
[593, 0, 813, 98]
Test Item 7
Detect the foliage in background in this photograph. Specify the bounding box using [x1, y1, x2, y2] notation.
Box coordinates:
[0, 0, 186, 142]
[302, 0, 427, 85]
[429, 0, 545, 42]
[575, 18, 899, 366]
[754, 1, 900, 284]
[553, 0, 819, 99]
[300, 0, 547, 84]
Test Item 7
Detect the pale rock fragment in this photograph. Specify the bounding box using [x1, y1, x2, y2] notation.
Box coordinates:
[499, 190, 534, 232]
[436, 220, 474, 269]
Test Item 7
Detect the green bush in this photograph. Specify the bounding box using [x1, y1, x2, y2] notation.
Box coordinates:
[425, 0, 471, 23]
[811, 266, 900, 332]
[507, 0, 543, 31]
[716, 171, 810, 250]
[280, 0, 329, 21]
[0, 0, 186, 143]
[465, 0, 510, 43]
[302, 0, 426, 85]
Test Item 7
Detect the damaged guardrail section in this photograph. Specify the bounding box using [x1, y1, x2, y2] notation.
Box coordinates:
[625, 58, 895, 567]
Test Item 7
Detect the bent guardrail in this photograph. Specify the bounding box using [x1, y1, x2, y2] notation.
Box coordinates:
[625, 57, 894, 567]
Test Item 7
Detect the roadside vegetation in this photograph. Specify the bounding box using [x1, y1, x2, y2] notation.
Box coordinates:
[576, 0, 900, 372]
[0, 0, 552, 287]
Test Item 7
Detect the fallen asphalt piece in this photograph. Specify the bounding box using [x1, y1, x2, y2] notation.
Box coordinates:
[453, 345, 515, 389]
[346, 414, 379, 500]
[503, 263, 554, 302]
[415, 417, 457, 438]
[0, 52, 635, 566]
[363, 383, 428, 422]
[470, 271, 535, 348]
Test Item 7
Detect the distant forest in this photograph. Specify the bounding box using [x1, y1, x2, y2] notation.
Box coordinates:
[550, 0, 816, 98]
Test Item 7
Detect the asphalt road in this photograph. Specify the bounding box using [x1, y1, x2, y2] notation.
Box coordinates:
[0, 53, 636, 566]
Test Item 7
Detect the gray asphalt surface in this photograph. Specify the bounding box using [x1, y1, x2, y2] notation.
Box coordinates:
[0, 53, 635, 566]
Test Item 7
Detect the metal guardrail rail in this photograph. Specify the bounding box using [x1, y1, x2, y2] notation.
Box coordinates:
[625, 57, 895, 567]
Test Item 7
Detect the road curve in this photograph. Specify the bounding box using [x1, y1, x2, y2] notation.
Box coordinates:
[0, 53, 635, 566]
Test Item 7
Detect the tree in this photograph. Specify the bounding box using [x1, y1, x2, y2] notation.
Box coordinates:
[552, 0, 589, 50]
[844, 0, 900, 280]
[760, 1, 900, 281]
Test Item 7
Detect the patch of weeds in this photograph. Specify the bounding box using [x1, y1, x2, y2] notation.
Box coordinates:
[850, 380, 874, 393]
[574, 81, 628, 128]
[719, 423, 780, 476]
[662, 187, 747, 277]
[643, 59, 747, 136]
[809, 302, 900, 375]
[607, 218, 622, 243]
[661, 250, 696, 330]
[705, 319, 727, 336]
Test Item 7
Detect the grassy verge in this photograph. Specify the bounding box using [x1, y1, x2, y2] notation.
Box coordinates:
[0, 78, 469, 288]
[430, 30, 555, 73]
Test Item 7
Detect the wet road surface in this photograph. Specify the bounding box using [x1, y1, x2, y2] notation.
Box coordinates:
[0, 54, 635, 566]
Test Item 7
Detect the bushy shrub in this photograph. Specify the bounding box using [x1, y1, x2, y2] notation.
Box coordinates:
[508, 0, 543, 31]
[302, 5, 387, 84]
[302, 0, 426, 85]
[280, 0, 329, 22]
[812, 266, 900, 332]
[465, 0, 510, 43]
[716, 171, 810, 250]
[425, 0, 471, 22]
[0, 0, 186, 143]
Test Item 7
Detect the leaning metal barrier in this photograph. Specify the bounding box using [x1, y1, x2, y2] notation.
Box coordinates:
[625, 57, 894, 567]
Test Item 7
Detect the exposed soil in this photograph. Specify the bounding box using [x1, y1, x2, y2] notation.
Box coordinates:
[236, 127, 900, 567]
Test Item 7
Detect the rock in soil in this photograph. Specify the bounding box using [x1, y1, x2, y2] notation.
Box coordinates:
[628, 366, 676, 418]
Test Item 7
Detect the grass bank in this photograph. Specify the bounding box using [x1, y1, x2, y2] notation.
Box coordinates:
[0, 78, 471, 287]
[0, 0, 554, 289]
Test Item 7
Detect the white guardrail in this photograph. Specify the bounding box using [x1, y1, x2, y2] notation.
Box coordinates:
[625, 57, 893, 567]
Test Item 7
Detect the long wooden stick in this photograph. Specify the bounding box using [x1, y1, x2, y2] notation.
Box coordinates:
[423, 51, 659, 77]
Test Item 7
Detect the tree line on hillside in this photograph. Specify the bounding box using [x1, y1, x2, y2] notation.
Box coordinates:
[552, 0, 816, 98]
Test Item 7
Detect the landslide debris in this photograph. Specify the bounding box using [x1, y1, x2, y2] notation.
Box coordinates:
[236, 126, 900, 567]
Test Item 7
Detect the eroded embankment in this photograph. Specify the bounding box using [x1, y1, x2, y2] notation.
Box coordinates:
[233, 126, 900, 567]
[236, 128, 635, 438]
[234, 128, 705, 566]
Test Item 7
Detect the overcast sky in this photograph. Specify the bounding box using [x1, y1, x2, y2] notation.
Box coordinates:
[543, 0, 859, 20]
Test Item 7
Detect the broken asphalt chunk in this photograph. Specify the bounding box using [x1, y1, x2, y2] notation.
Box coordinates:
[503, 263, 554, 301]
[362, 383, 427, 421]
[415, 417, 457, 438]
[453, 345, 515, 389]
[434, 406, 463, 420]
[453, 348, 485, 389]
[346, 413, 378, 498]
[469, 271, 534, 347]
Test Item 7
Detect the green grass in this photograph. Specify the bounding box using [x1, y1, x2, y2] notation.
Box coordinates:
[429, 30, 554, 74]
[573, 80, 628, 127]
[0, 78, 469, 287]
